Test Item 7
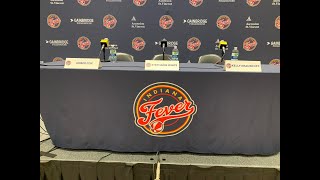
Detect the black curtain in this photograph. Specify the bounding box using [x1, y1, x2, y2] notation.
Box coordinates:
[40, 161, 280, 180]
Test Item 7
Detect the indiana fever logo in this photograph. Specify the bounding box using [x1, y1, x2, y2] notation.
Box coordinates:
[187, 37, 201, 51]
[217, 15, 231, 30]
[47, 14, 61, 28]
[77, 36, 91, 50]
[77, 0, 91, 6]
[269, 59, 280, 65]
[275, 16, 280, 29]
[243, 37, 258, 51]
[133, 0, 147, 6]
[159, 15, 174, 30]
[103, 14, 117, 29]
[52, 57, 64, 62]
[247, 0, 261, 7]
[132, 37, 146, 51]
[189, 0, 203, 7]
[133, 82, 197, 137]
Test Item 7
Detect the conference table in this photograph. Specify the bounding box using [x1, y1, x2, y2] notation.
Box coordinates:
[40, 61, 280, 155]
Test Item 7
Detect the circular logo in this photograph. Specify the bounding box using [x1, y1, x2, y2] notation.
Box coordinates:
[159, 15, 174, 30]
[77, 0, 91, 6]
[217, 15, 231, 30]
[47, 14, 61, 28]
[52, 57, 64, 62]
[146, 63, 151, 67]
[226, 63, 232, 68]
[243, 37, 258, 51]
[103, 14, 117, 29]
[189, 0, 203, 7]
[269, 59, 280, 65]
[132, 37, 146, 51]
[275, 16, 280, 29]
[133, 82, 197, 137]
[133, 0, 147, 6]
[77, 36, 91, 50]
[66, 60, 71, 66]
[247, 0, 261, 7]
[187, 37, 201, 51]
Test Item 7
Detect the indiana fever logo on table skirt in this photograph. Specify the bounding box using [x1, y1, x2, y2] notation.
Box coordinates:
[133, 82, 197, 137]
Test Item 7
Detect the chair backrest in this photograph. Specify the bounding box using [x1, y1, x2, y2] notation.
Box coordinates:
[198, 54, 222, 64]
[116, 52, 134, 62]
[152, 54, 172, 60]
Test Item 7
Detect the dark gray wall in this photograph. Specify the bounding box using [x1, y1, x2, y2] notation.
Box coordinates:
[40, 0, 280, 64]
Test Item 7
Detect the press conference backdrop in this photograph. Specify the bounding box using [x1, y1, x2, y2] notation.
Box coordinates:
[40, 0, 280, 64]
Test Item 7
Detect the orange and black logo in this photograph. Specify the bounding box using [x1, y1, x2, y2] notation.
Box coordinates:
[247, 0, 261, 7]
[47, 14, 61, 28]
[217, 15, 231, 30]
[133, 0, 147, 6]
[132, 37, 146, 51]
[77, 36, 91, 50]
[159, 15, 174, 30]
[275, 16, 280, 29]
[133, 82, 197, 137]
[187, 37, 201, 51]
[189, 0, 203, 7]
[269, 59, 280, 65]
[243, 37, 258, 51]
[52, 57, 64, 62]
[103, 14, 117, 29]
[77, 0, 91, 6]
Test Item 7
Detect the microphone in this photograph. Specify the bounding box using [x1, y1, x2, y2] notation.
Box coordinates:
[100, 38, 109, 51]
[98, 38, 109, 61]
[160, 39, 167, 60]
[218, 40, 228, 62]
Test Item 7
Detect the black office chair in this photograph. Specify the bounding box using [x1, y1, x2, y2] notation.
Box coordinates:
[198, 54, 222, 64]
[116, 52, 134, 62]
[152, 54, 172, 60]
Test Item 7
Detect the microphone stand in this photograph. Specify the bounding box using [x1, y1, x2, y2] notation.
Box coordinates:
[162, 45, 165, 60]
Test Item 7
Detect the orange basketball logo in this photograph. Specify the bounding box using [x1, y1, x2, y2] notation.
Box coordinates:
[133, 82, 197, 137]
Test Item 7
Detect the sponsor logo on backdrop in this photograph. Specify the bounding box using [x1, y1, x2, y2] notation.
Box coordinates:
[155, 40, 178, 47]
[243, 37, 258, 51]
[47, 14, 61, 28]
[247, 0, 261, 7]
[272, 0, 280, 5]
[219, 0, 235, 2]
[189, 0, 203, 7]
[50, 0, 64, 5]
[267, 41, 280, 48]
[131, 16, 145, 29]
[158, 0, 172, 6]
[133, 82, 197, 137]
[269, 59, 280, 65]
[275, 16, 280, 29]
[132, 37, 146, 51]
[183, 19, 207, 26]
[52, 57, 64, 62]
[215, 39, 229, 50]
[187, 37, 201, 51]
[133, 0, 147, 6]
[216, 15, 231, 30]
[46, 40, 68, 46]
[106, 0, 122, 2]
[103, 14, 117, 29]
[77, 0, 91, 6]
[245, 16, 259, 29]
[77, 36, 91, 50]
[70, 18, 94, 25]
[159, 15, 174, 29]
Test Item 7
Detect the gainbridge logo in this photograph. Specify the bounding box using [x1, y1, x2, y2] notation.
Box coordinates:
[77, 0, 91, 6]
[133, 82, 197, 137]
